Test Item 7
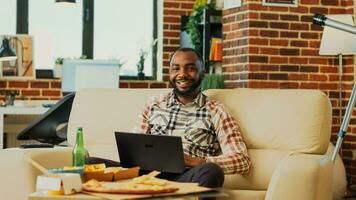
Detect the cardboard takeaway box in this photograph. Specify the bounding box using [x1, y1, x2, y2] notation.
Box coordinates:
[84, 166, 140, 182]
[36, 173, 82, 195]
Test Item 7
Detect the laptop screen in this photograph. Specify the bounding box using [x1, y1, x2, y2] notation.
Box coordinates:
[115, 132, 186, 174]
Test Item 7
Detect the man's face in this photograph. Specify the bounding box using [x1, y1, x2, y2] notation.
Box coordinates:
[169, 51, 204, 97]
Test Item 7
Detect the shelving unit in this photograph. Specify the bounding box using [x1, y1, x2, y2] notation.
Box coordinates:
[201, 9, 222, 72]
[180, 9, 222, 72]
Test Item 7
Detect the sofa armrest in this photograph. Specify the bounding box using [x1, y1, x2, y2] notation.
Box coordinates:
[265, 154, 333, 200]
[0, 147, 72, 200]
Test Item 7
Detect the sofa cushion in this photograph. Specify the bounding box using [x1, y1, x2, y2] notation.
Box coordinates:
[204, 89, 332, 154]
[226, 190, 266, 200]
[224, 149, 292, 190]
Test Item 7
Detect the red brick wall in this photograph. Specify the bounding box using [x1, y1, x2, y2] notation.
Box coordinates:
[0, 79, 62, 101]
[119, 81, 169, 88]
[223, 0, 356, 184]
[0, 79, 169, 101]
[223, 4, 249, 88]
[162, 0, 195, 81]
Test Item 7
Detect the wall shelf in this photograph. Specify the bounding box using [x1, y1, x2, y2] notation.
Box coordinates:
[180, 9, 222, 72]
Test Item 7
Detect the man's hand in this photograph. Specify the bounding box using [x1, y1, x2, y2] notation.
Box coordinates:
[184, 154, 206, 166]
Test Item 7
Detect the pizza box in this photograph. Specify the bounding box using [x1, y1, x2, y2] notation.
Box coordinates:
[36, 173, 82, 195]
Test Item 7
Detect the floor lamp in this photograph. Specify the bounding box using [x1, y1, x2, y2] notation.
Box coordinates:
[318, 14, 356, 162]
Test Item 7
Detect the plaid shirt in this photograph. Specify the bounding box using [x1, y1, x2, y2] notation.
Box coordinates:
[134, 91, 251, 174]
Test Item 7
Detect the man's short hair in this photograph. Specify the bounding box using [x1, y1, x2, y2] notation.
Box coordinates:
[169, 47, 204, 71]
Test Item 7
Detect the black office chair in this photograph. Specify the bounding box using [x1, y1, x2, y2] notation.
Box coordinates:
[17, 93, 75, 146]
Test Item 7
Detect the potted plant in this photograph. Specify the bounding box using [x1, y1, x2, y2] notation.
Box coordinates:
[137, 49, 147, 80]
[79, 55, 87, 59]
[55, 57, 64, 65]
[201, 73, 224, 91]
[117, 59, 125, 68]
[54, 57, 64, 78]
[116, 58, 125, 77]
[186, 0, 216, 52]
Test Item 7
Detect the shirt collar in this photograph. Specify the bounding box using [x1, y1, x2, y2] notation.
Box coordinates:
[166, 90, 206, 108]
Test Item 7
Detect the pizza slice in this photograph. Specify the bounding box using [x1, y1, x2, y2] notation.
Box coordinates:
[82, 171, 179, 194]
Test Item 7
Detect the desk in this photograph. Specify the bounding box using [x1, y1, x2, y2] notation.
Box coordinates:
[0, 106, 49, 149]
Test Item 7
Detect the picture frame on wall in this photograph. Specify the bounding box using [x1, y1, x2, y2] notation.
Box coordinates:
[0, 35, 34, 78]
[262, 0, 298, 7]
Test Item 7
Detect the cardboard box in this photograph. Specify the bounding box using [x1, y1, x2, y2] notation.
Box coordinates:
[84, 167, 140, 182]
[36, 173, 82, 195]
[84, 170, 114, 182]
[114, 167, 140, 181]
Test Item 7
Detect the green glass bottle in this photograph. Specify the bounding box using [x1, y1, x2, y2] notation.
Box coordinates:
[72, 127, 86, 167]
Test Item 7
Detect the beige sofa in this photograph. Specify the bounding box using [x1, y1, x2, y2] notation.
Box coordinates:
[0, 88, 347, 200]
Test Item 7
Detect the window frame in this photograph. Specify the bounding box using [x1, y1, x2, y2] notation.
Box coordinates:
[16, 0, 158, 80]
[16, 0, 28, 34]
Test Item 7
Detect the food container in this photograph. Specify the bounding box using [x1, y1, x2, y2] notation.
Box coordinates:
[36, 173, 82, 195]
[47, 166, 84, 177]
[84, 165, 140, 182]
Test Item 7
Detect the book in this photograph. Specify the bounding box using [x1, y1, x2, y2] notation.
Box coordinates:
[209, 38, 222, 62]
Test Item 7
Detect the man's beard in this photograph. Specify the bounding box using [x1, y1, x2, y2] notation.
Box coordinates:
[170, 77, 203, 97]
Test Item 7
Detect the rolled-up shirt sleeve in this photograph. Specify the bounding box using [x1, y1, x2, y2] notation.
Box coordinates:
[133, 101, 153, 134]
[205, 102, 251, 174]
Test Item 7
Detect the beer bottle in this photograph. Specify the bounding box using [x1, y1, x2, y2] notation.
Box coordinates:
[72, 127, 86, 167]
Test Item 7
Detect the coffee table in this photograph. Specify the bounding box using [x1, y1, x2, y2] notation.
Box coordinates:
[29, 192, 99, 200]
[29, 190, 227, 200]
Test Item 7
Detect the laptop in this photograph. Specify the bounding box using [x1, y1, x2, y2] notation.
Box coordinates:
[114, 132, 186, 174]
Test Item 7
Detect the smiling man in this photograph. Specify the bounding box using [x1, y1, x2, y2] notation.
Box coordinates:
[136, 47, 251, 188]
[169, 48, 204, 104]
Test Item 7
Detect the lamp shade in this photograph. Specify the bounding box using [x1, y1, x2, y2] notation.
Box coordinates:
[319, 14, 356, 55]
[0, 38, 17, 62]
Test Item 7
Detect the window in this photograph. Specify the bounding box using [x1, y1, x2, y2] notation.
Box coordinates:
[0, 0, 16, 35]
[94, 0, 155, 77]
[0, 0, 158, 79]
[28, 0, 83, 69]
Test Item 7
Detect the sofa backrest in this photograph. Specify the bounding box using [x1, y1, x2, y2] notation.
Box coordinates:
[67, 88, 170, 144]
[204, 89, 332, 154]
[67, 88, 332, 160]
[67, 88, 171, 160]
